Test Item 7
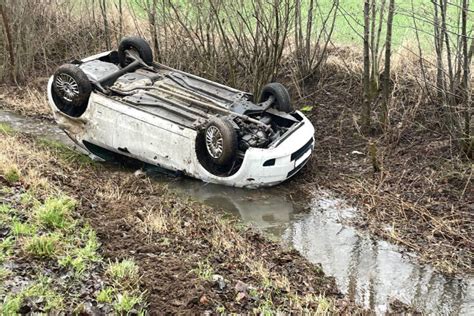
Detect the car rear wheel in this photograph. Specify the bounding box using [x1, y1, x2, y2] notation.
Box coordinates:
[52, 64, 92, 116]
[204, 118, 237, 166]
[259, 83, 294, 113]
[118, 36, 153, 67]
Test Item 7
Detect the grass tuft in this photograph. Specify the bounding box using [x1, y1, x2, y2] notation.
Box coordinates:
[106, 259, 140, 284]
[193, 261, 214, 281]
[4, 165, 21, 184]
[38, 138, 93, 167]
[0, 296, 22, 314]
[58, 228, 101, 274]
[0, 236, 15, 255]
[11, 220, 37, 236]
[1, 276, 64, 313]
[34, 196, 76, 229]
[24, 233, 61, 258]
[113, 292, 144, 313]
[0, 267, 11, 281]
[0, 122, 14, 135]
[96, 287, 115, 303]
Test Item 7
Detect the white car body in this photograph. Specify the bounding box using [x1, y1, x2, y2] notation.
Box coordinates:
[48, 51, 315, 188]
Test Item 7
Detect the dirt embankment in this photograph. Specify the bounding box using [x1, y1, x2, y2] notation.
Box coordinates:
[1, 131, 363, 313]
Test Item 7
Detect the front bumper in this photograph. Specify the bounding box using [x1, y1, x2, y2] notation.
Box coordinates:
[197, 112, 315, 188]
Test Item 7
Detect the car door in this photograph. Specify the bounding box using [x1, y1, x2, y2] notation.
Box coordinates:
[113, 110, 193, 172]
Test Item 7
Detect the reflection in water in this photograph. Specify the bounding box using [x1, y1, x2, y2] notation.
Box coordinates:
[164, 179, 474, 315]
[1, 109, 472, 315]
[283, 196, 473, 315]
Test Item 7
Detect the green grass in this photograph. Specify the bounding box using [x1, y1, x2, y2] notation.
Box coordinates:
[0, 267, 11, 281]
[127, 0, 471, 50]
[38, 138, 94, 167]
[0, 203, 13, 215]
[11, 220, 37, 236]
[1, 276, 64, 313]
[0, 295, 22, 315]
[96, 287, 115, 303]
[0, 122, 14, 135]
[107, 259, 140, 284]
[0, 136, 147, 313]
[0, 236, 15, 255]
[312, 0, 472, 49]
[113, 292, 145, 313]
[58, 226, 101, 274]
[4, 166, 20, 184]
[24, 233, 61, 258]
[20, 191, 40, 206]
[193, 260, 214, 281]
[34, 196, 76, 229]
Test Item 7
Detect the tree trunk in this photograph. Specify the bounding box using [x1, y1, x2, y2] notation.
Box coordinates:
[99, 0, 111, 50]
[380, 0, 395, 129]
[461, 0, 472, 157]
[118, 0, 123, 40]
[0, 3, 16, 83]
[362, 0, 371, 132]
[148, 0, 161, 62]
[439, 0, 454, 105]
[432, 0, 445, 100]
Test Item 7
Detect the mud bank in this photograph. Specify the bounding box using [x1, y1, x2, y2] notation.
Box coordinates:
[1, 128, 364, 313]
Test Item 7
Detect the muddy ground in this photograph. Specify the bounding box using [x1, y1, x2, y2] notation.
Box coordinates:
[1, 132, 370, 313]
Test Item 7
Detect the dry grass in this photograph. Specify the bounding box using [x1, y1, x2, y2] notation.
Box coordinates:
[0, 130, 349, 313]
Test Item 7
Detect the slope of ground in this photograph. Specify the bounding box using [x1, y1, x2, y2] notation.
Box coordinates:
[0, 129, 361, 313]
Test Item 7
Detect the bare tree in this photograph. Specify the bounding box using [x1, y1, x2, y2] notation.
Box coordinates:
[461, 0, 472, 157]
[432, 0, 445, 100]
[362, 0, 372, 132]
[146, 0, 161, 62]
[99, 0, 111, 50]
[380, 0, 395, 128]
[293, 0, 339, 91]
[0, 3, 16, 83]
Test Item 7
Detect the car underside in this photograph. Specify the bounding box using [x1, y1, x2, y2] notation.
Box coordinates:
[48, 37, 314, 187]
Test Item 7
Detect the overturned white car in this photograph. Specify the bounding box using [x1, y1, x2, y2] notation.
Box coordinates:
[47, 37, 314, 188]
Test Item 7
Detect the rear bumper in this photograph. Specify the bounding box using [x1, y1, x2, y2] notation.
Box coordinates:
[197, 112, 315, 188]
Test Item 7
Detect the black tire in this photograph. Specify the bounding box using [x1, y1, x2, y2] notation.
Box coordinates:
[52, 64, 92, 116]
[203, 118, 238, 166]
[259, 82, 294, 113]
[118, 36, 153, 67]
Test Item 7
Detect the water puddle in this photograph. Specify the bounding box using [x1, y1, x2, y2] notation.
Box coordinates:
[1, 109, 472, 315]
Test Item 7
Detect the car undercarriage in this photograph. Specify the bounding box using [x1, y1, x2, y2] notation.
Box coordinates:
[49, 37, 314, 187]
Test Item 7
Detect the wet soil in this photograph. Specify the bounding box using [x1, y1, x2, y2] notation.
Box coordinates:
[2, 133, 362, 313]
[67, 166, 343, 313]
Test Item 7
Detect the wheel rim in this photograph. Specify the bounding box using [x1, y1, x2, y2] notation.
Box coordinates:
[55, 73, 79, 102]
[205, 126, 224, 159]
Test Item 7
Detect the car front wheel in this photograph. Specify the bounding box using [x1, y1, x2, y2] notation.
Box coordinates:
[203, 118, 238, 166]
